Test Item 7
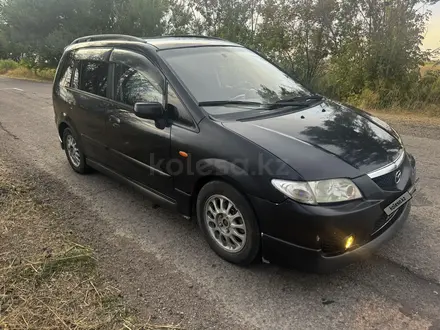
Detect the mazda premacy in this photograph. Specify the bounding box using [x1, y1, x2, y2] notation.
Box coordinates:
[53, 35, 418, 272]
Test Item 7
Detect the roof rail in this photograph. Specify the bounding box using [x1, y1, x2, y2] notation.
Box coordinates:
[70, 34, 146, 45]
[148, 34, 225, 41]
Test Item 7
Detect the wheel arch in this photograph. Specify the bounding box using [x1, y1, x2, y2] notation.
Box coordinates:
[190, 175, 260, 226]
[58, 122, 69, 147]
[58, 119, 81, 147]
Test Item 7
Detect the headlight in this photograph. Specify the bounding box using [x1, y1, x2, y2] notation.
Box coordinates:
[271, 179, 363, 205]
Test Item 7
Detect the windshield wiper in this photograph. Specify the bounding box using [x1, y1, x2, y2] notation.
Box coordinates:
[199, 96, 323, 113]
[199, 100, 264, 107]
[274, 95, 323, 106]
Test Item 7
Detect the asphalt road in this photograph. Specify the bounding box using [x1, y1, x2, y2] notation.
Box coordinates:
[1, 77, 440, 329]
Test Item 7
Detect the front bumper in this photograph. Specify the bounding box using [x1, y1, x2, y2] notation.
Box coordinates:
[251, 153, 417, 273]
[261, 202, 410, 273]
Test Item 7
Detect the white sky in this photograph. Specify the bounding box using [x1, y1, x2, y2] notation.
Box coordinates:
[424, 2, 440, 51]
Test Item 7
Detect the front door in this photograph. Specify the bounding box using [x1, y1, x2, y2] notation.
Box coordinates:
[105, 49, 173, 198]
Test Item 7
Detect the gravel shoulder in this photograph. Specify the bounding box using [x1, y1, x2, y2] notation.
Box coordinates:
[369, 110, 440, 140]
[0, 144, 246, 330]
[0, 156, 179, 329]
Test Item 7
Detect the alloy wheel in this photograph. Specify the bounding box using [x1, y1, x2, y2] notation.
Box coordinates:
[66, 134, 81, 167]
[204, 194, 247, 253]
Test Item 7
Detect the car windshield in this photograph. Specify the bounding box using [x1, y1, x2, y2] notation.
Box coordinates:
[160, 46, 313, 116]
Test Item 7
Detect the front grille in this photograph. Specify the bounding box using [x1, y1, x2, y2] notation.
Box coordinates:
[372, 166, 402, 190]
[371, 207, 404, 237]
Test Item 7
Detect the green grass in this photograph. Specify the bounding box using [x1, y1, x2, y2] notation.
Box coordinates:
[0, 59, 55, 81]
[0, 59, 19, 74]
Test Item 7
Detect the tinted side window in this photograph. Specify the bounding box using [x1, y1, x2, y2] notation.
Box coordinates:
[59, 57, 73, 87]
[114, 63, 163, 106]
[167, 86, 194, 127]
[79, 61, 109, 97]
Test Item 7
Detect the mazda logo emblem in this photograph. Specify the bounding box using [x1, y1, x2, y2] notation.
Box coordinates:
[395, 170, 402, 184]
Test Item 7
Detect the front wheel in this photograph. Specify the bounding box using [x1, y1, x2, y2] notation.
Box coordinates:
[197, 181, 260, 265]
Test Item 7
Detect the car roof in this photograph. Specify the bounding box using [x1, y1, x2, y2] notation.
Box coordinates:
[68, 34, 240, 51]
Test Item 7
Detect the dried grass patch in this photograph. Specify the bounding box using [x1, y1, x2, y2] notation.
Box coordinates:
[0, 160, 180, 330]
[368, 108, 440, 127]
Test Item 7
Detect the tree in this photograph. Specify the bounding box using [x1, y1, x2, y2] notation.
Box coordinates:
[113, 0, 168, 37]
[0, 0, 438, 110]
[165, 0, 197, 34]
[0, 0, 168, 64]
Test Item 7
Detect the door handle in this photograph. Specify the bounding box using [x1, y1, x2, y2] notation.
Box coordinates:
[109, 115, 121, 126]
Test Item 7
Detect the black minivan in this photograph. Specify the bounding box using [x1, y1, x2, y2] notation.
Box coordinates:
[53, 34, 418, 272]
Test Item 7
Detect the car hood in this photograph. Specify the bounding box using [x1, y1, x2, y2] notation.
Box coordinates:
[221, 100, 403, 181]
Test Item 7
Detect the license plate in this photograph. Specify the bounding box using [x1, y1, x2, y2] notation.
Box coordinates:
[384, 192, 412, 215]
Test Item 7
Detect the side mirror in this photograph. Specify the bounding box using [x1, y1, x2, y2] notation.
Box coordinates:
[134, 102, 164, 120]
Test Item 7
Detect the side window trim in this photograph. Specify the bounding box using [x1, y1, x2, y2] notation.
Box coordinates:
[76, 60, 82, 90]
[107, 61, 114, 100]
[68, 61, 74, 88]
[70, 89, 114, 102]
[69, 59, 80, 89]
[65, 63, 73, 88]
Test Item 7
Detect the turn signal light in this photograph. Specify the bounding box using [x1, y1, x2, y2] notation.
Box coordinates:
[344, 235, 355, 250]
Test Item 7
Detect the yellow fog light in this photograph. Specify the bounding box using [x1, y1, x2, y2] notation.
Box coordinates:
[344, 235, 355, 250]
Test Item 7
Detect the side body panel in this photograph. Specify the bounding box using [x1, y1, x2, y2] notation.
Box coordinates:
[170, 119, 301, 215]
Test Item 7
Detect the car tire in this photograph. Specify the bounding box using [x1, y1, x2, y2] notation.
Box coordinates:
[197, 181, 260, 265]
[62, 127, 91, 174]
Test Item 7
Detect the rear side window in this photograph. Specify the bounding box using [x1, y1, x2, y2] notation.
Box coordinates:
[58, 55, 74, 87]
[114, 63, 163, 106]
[79, 61, 109, 97]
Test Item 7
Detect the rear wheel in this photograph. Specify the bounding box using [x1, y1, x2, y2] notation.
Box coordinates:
[197, 181, 260, 265]
[62, 127, 91, 174]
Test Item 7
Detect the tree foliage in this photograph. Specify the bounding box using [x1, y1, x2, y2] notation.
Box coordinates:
[0, 0, 438, 109]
